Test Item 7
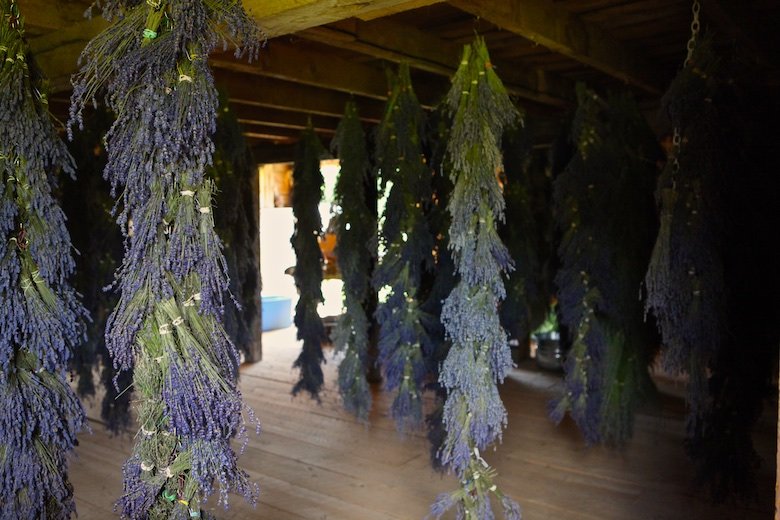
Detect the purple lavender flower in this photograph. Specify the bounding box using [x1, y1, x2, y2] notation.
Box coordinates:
[1, 2, 87, 517]
[69, 0, 263, 516]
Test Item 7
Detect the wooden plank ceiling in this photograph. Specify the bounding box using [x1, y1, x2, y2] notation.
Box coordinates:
[19, 0, 780, 155]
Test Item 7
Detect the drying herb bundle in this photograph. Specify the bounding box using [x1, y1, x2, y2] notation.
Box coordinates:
[290, 124, 327, 399]
[645, 34, 774, 500]
[211, 97, 261, 361]
[550, 85, 659, 446]
[430, 37, 521, 519]
[644, 35, 725, 435]
[0, 1, 87, 516]
[373, 63, 434, 431]
[69, 0, 262, 517]
[499, 124, 554, 349]
[331, 101, 375, 419]
[63, 107, 133, 435]
[421, 107, 458, 470]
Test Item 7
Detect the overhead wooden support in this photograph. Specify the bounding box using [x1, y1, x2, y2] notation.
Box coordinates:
[243, 0, 445, 37]
[233, 105, 341, 135]
[242, 125, 328, 144]
[22, 0, 437, 38]
[29, 3, 450, 104]
[356, 0, 443, 21]
[448, 0, 663, 95]
[701, 0, 779, 70]
[297, 18, 573, 107]
[216, 71, 386, 122]
[17, 0, 93, 30]
[250, 142, 297, 164]
[211, 40, 444, 107]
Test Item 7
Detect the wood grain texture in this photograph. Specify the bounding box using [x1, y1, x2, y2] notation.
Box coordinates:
[448, 0, 663, 94]
[70, 326, 775, 519]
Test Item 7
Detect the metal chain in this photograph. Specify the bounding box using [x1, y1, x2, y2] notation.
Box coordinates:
[670, 127, 682, 187]
[670, 0, 701, 188]
[684, 0, 701, 67]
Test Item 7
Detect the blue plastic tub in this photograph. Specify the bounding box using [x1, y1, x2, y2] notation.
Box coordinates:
[261, 295, 293, 331]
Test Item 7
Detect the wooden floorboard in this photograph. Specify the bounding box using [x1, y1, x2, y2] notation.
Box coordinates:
[69, 326, 775, 519]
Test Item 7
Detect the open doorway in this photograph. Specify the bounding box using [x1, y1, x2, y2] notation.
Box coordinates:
[258, 159, 344, 333]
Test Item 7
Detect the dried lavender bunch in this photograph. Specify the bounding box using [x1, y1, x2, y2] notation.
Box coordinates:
[331, 101, 375, 419]
[644, 35, 725, 437]
[290, 124, 327, 399]
[1, 1, 87, 517]
[210, 95, 261, 360]
[646, 34, 772, 501]
[499, 125, 554, 347]
[69, 0, 262, 517]
[420, 106, 457, 470]
[373, 63, 434, 431]
[431, 36, 521, 520]
[63, 107, 133, 434]
[550, 85, 658, 445]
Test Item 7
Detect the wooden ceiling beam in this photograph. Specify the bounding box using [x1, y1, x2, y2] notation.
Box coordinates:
[701, 0, 779, 70]
[211, 40, 444, 108]
[29, 5, 448, 105]
[447, 0, 664, 95]
[233, 105, 340, 134]
[356, 0, 443, 21]
[241, 124, 333, 145]
[243, 0, 446, 37]
[22, 0, 436, 37]
[212, 41, 389, 101]
[296, 18, 573, 107]
[17, 0, 93, 30]
[250, 142, 297, 164]
[216, 70, 386, 122]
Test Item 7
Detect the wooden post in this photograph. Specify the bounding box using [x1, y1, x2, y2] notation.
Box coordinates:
[775, 349, 779, 519]
[244, 162, 263, 362]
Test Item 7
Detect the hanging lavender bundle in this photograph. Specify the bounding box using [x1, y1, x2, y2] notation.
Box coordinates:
[644, 34, 725, 436]
[69, 0, 262, 517]
[500, 124, 554, 350]
[645, 33, 773, 500]
[290, 124, 327, 399]
[0, 1, 88, 516]
[373, 63, 434, 431]
[63, 107, 133, 434]
[550, 85, 659, 445]
[210, 96, 261, 361]
[430, 37, 521, 520]
[331, 101, 375, 419]
[421, 106, 457, 469]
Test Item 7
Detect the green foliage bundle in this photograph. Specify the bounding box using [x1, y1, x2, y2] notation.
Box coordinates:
[646, 34, 778, 500]
[373, 63, 434, 431]
[645, 34, 726, 446]
[210, 97, 261, 360]
[421, 106, 457, 470]
[63, 107, 132, 435]
[331, 101, 375, 419]
[69, 0, 262, 516]
[430, 37, 521, 519]
[550, 85, 659, 445]
[499, 124, 555, 348]
[290, 124, 327, 399]
[0, 1, 87, 516]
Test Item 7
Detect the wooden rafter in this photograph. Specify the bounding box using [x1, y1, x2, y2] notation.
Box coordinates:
[448, 0, 664, 95]
[701, 0, 779, 70]
[20, 0, 440, 37]
[217, 71, 386, 121]
[234, 105, 340, 134]
[242, 0, 447, 37]
[296, 18, 573, 107]
[211, 40, 444, 108]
